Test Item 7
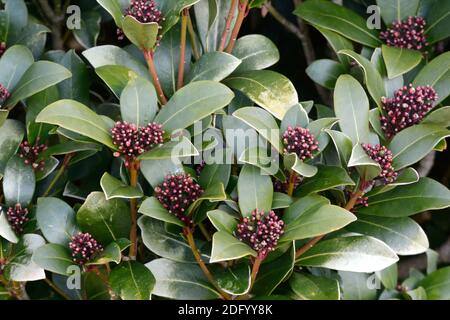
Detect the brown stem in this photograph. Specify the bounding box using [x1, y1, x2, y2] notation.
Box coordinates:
[224, 0, 249, 53]
[286, 171, 298, 197]
[219, 0, 238, 51]
[183, 227, 232, 300]
[128, 161, 139, 259]
[144, 50, 168, 105]
[187, 14, 201, 60]
[249, 256, 263, 290]
[295, 186, 364, 259]
[177, 9, 189, 90]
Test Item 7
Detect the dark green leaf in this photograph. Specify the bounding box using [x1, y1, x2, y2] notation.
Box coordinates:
[290, 272, 340, 300]
[232, 34, 279, 73]
[110, 261, 155, 300]
[3, 156, 35, 206]
[210, 231, 257, 263]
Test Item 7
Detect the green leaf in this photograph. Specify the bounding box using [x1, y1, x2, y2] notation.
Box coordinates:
[138, 216, 202, 263]
[232, 34, 280, 73]
[407, 286, 427, 300]
[376, 0, 420, 25]
[120, 76, 158, 126]
[294, 0, 381, 48]
[296, 235, 399, 272]
[224, 70, 298, 120]
[283, 194, 330, 225]
[314, 27, 354, 68]
[334, 75, 371, 145]
[423, 106, 450, 128]
[290, 272, 340, 300]
[100, 172, 143, 200]
[154, 81, 234, 132]
[272, 192, 293, 210]
[83, 45, 148, 78]
[284, 153, 318, 178]
[87, 242, 122, 265]
[73, 11, 101, 49]
[122, 16, 159, 50]
[186, 52, 241, 83]
[306, 59, 346, 89]
[348, 144, 381, 181]
[418, 266, 450, 299]
[346, 214, 428, 255]
[138, 197, 184, 227]
[233, 107, 282, 153]
[39, 141, 102, 160]
[138, 136, 199, 160]
[0, 210, 18, 243]
[146, 258, 220, 300]
[0, 45, 34, 92]
[252, 245, 295, 295]
[199, 163, 231, 190]
[280, 104, 309, 133]
[3, 234, 46, 281]
[339, 50, 386, 109]
[32, 243, 75, 276]
[58, 50, 90, 104]
[326, 129, 353, 166]
[97, 0, 126, 28]
[7, 61, 71, 109]
[381, 45, 423, 79]
[413, 51, 450, 104]
[425, 0, 450, 44]
[339, 271, 377, 300]
[295, 165, 355, 197]
[140, 158, 184, 188]
[389, 124, 450, 170]
[210, 231, 257, 263]
[237, 164, 273, 217]
[376, 263, 398, 290]
[357, 177, 450, 217]
[3, 156, 35, 207]
[95, 65, 142, 98]
[76, 192, 131, 244]
[36, 99, 117, 150]
[110, 261, 155, 300]
[281, 205, 356, 243]
[0, 120, 24, 177]
[207, 210, 238, 234]
[212, 263, 251, 296]
[36, 197, 78, 246]
[155, 0, 201, 36]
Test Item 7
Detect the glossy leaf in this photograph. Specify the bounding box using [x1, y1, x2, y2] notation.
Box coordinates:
[376, 0, 420, 25]
[210, 231, 257, 263]
[213, 263, 251, 296]
[418, 266, 450, 300]
[186, 52, 241, 83]
[100, 172, 143, 200]
[290, 272, 340, 300]
[296, 236, 399, 272]
[207, 210, 238, 234]
[224, 70, 298, 120]
[76, 192, 131, 244]
[357, 178, 450, 217]
[425, 0, 450, 44]
[36, 197, 78, 246]
[138, 197, 184, 227]
[381, 45, 422, 79]
[306, 59, 346, 89]
[232, 34, 280, 73]
[138, 136, 199, 160]
[3, 156, 35, 207]
[110, 261, 155, 300]
[36, 99, 117, 150]
[32, 243, 75, 275]
[0, 120, 24, 177]
[122, 16, 159, 50]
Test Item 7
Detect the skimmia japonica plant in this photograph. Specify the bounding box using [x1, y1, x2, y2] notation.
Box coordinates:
[0, 0, 449, 301]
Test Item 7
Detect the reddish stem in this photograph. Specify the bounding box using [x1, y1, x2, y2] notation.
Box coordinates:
[144, 50, 168, 105]
[219, 0, 238, 51]
[224, 0, 249, 53]
[177, 9, 189, 90]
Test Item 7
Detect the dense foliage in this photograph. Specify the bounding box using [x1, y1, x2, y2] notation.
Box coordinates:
[0, 0, 449, 300]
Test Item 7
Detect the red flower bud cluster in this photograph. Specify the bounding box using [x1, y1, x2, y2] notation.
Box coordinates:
[155, 173, 204, 225]
[235, 209, 284, 259]
[111, 121, 164, 167]
[0, 42, 6, 58]
[0, 83, 10, 105]
[118, 0, 163, 40]
[381, 84, 437, 139]
[362, 144, 398, 184]
[18, 139, 48, 171]
[272, 174, 301, 194]
[282, 126, 319, 160]
[6, 203, 29, 235]
[380, 16, 428, 50]
[69, 232, 103, 265]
